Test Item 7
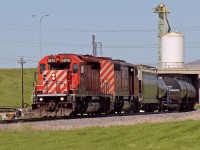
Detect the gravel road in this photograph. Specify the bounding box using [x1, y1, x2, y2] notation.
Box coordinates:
[1, 110, 200, 130]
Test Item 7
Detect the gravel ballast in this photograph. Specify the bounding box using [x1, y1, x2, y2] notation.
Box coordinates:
[1, 110, 200, 130]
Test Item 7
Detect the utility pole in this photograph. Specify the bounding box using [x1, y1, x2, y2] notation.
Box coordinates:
[18, 57, 26, 108]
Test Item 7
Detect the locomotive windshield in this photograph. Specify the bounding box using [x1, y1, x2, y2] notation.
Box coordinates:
[40, 64, 46, 74]
[48, 63, 70, 70]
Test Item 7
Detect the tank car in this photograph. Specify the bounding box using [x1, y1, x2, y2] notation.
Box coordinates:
[158, 77, 196, 111]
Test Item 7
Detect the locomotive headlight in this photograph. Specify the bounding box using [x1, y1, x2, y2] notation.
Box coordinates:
[130, 68, 134, 72]
[52, 73, 56, 81]
[60, 97, 65, 101]
[39, 97, 43, 101]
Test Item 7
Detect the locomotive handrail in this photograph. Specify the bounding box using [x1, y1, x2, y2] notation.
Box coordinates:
[101, 81, 110, 95]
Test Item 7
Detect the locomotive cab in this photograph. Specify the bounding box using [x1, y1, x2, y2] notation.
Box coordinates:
[34, 55, 83, 95]
[32, 54, 85, 117]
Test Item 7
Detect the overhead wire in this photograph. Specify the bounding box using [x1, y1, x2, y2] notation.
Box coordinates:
[0, 20, 200, 33]
[0, 21, 200, 63]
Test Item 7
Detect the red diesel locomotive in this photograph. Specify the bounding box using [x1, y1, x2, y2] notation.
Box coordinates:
[32, 54, 141, 117]
[32, 53, 196, 117]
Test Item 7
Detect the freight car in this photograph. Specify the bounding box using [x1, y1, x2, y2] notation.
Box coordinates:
[32, 53, 196, 117]
[158, 77, 196, 111]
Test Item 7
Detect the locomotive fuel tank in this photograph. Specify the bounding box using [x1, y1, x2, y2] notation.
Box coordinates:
[121, 101, 131, 111]
[85, 102, 100, 114]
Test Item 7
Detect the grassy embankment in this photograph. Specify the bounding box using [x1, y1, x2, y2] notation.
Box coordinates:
[195, 104, 200, 110]
[0, 68, 36, 108]
[0, 120, 200, 149]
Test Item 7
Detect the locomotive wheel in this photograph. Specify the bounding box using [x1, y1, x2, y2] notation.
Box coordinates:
[145, 104, 155, 112]
[159, 105, 165, 112]
[70, 111, 77, 117]
[95, 112, 100, 116]
[186, 104, 190, 111]
[182, 104, 187, 111]
[190, 104, 194, 110]
[131, 101, 139, 113]
[100, 100, 110, 114]
[168, 108, 172, 112]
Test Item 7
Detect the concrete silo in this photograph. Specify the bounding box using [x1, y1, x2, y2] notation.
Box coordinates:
[161, 32, 184, 68]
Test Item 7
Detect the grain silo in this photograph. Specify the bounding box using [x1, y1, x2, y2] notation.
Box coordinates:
[161, 32, 184, 68]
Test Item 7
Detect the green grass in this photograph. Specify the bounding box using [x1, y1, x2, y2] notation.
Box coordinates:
[0, 120, 200, 150]
[195, 104, 200, 110]
[0, 68, 36, 107]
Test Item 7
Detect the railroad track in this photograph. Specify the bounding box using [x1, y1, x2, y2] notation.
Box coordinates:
[0, 106, 17, 112]
[0, 117, 65, 124]
[0, 110, 187, 124]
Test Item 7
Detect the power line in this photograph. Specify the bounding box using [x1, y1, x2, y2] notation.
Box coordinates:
[1, 20, 200, 33]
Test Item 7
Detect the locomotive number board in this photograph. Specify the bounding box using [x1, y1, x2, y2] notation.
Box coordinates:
[47, 58, 56, 63]
[61, 58, 70, 63]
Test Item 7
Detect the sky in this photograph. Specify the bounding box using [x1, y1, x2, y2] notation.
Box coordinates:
[0, 0, 200, 68]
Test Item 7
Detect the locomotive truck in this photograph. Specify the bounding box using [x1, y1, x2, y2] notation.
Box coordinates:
[32, 53, 196, 117]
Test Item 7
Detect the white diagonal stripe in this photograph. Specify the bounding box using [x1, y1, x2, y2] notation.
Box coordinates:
[100, 64, 113, 80]
[60, 80, 67, 93]
[100, 61, 112, 76]
[56, 70, 63, 78]
[45, 70, 55, 83]
[107, 71, 114, 81]
[48, 82, 56, 93]
[60, 80, 67, 89]
[57, 71, 67, 82]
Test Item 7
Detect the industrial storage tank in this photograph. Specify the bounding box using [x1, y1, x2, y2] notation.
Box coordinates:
[161, 32, 184, 68]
